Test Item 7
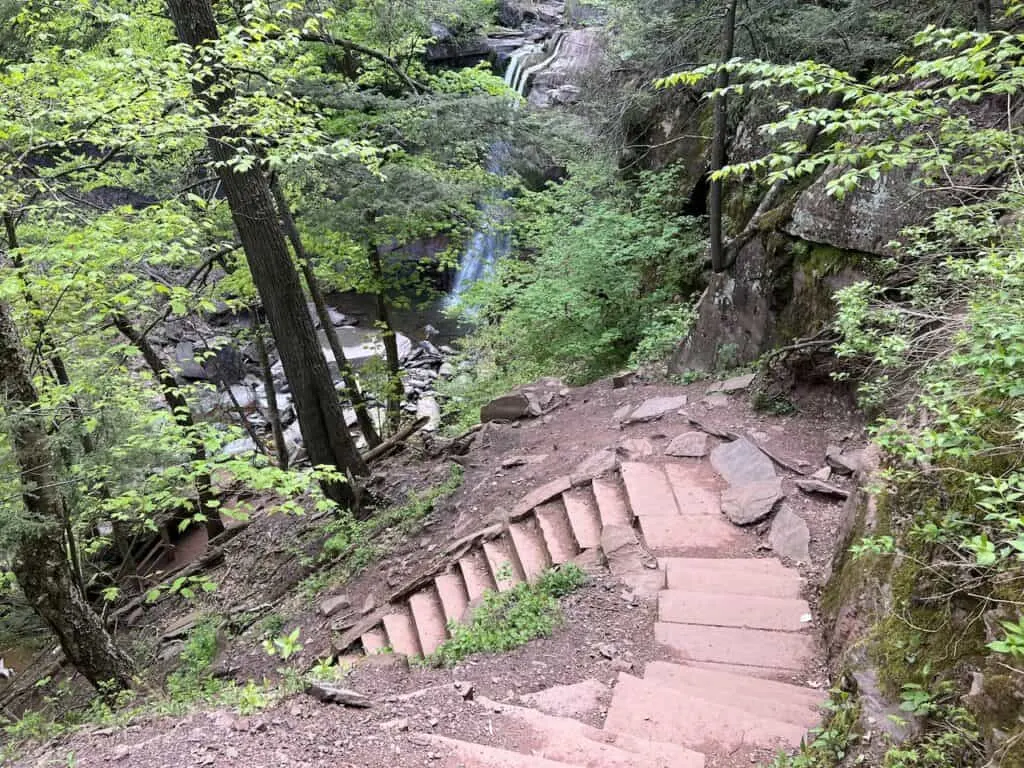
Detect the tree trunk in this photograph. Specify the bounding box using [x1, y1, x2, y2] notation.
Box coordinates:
[0, 299, 134, 691]
[976, 0, 991, 31]
[367, 248, 402, 432]
[267, 177, 381, 449]
[165, 0, 367, 508]
[111, 314, 225, 540]
[709, 0, 738, 273]
[254, 325, 289, 470]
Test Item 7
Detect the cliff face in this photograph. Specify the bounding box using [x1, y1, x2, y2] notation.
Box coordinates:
[667, 141, 962, 373]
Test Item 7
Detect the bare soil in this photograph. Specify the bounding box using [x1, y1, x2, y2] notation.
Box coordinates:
[8, 372, 866, 768]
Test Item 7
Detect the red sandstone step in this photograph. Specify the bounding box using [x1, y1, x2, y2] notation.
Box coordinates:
[459, 549, 498, 602]
[591, 476, 632, 528]
[603, 673, 809, 752]
[654, 623, 815, 671]
[408, 586, 449, 656]
[687, 660, 808, 680]
[620, 462, 678, 517]
[638, 514, 742, 554]
[477, 696, 705, 768]
[508, 516, 553, 581]
[360, 626, 388, 655]
[534, 499, 580, 564]
[664, 463, 721, 516]
[658, 590, 811, 632]
[562, 487, 603, 549]
[435, 568, 470, 626]
[662, 558, 803, 597]
[483, 536, 526, 591]
[644, 661, 824, 727]
[424, 733, 579, 768]
[381, 605, 422, 658]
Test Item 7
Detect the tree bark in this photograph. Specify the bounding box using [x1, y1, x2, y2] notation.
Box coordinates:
[267, 177, 381, 449]
[254, 325, 289, 470]
[709, 0, 738, 273]
[0, 299, 134, 691]
[165, 0, 368, 507]
[367, 248, 402, 432]
[111, 314, 225, 540]
[975, 0, 991, 32]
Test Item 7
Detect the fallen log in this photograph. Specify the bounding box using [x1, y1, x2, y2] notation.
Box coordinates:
[363, 416, 429, 463]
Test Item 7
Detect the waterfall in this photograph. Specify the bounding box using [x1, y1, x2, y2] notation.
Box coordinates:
[446, 31, 571, 307]
[445, 145, 512, 308]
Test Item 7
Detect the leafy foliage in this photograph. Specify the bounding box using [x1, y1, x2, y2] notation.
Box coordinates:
[429, 564, 587, 666]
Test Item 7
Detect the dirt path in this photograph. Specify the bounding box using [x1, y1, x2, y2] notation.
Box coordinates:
[14, 374, 865, 768]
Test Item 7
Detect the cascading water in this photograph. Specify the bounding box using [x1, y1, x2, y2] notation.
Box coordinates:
[446, 34, 569, 306]
[445, 146, 511, 308]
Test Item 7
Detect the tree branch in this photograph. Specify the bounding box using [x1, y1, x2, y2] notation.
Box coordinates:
[290, 32, 429, 94]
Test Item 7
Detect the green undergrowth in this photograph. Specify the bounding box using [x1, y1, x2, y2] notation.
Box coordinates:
[427, 564, 588, 666]
[303, 464, 464, 595]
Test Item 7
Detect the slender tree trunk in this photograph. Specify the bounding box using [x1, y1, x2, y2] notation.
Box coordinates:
[267, 177, 381, 449]
[165, 0, 367, 508]
[367, 248, 402, 432]
[709, 0, 738, 273]
[0, 299, 134, 691]
[975, 0, 991, 31]
[254, 325, 289, 470]
[111, 315, 225, 540]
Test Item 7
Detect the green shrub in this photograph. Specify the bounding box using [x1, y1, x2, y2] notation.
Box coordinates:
[429, 564, 587, 666]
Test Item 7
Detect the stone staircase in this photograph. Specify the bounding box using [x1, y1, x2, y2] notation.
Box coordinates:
[348, 447, 827, 766]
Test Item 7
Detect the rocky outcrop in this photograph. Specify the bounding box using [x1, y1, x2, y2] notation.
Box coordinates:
[670, 233, 867, 373]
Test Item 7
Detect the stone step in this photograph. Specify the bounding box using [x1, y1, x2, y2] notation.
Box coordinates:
[478, 696, 705, 768]
[654, 623, 815, 672]
[687, 660, 807, 681]
[435, 568, 470, 626]
[423, 733, 579, 768]
[508, 516, 553, 581]
[638, 514, 742, 554]
[604, 673, 808, 752]
[459, 549, 498, 602]
[360, 626, 388, 655]
[662, 558, 803, 598]
[664, 463, 721, 516]
[658, 590, 811, 632]
[620, 462, 678, 517]
[644, 661, 824, 727]
[534, 499, 580, 565]
[382, 605, 422, 658]
[408, 586, 449, 657]
[562, 486, 603, 550]
[483, 535, 526, 591]
[591, 476, 632, 528]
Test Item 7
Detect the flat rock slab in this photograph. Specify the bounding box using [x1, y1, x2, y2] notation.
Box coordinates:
[307, 681, 372, 707]
[661, 558, 803, 598]
[654, 623, 815, 671]
[604, 673, 808, 752]
[795, 478, 849, 499]
[707, 373, 756, 394]
[658, 590, 811, 632]
[620, 462, 678, 517]
[623, 395, 688, 423]
[711, 438, 776, 486]
[664, 463, 720, 516]
[770, 507, 811, 563]
[665, 432, 710, 457]
[721, 478, 784, 525]
[520, 679, 609, 719]
[643, 661, 824, 728]
[512, 475, 572, 518]
[639, 514, 742, 554]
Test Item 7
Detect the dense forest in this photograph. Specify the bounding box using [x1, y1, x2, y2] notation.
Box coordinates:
[0, 0, 1022, 766]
